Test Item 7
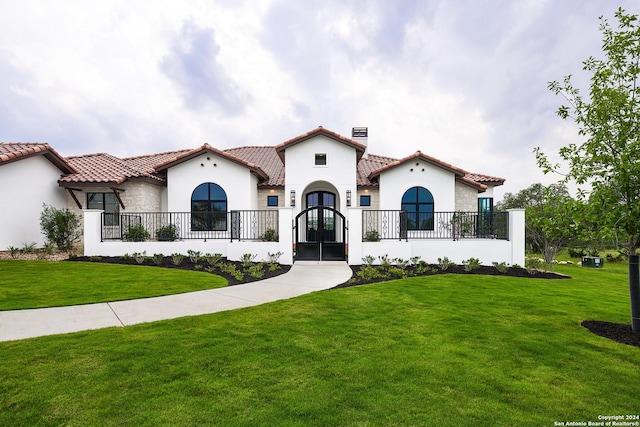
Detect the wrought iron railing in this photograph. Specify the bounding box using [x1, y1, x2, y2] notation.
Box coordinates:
[101, 210, 279, 242]
[362, 210, 509, 241]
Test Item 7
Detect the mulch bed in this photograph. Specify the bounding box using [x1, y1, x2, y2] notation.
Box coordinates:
[333, 264, 570, 289]
[66, 256, 291, 286]
[581, 320, 640, 348]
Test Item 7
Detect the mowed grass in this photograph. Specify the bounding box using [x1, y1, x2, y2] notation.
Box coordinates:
[0, 260, 227, 310]
[1, 263, 639, 425]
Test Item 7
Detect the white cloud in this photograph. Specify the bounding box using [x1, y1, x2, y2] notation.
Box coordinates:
[0, 0, 638, 199]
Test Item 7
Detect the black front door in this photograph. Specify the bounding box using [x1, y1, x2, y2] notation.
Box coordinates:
[295, 203, 346, 261]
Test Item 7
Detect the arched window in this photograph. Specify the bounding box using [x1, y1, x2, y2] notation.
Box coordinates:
[191, 183, 227, 231]
[401, 186, 434, 230]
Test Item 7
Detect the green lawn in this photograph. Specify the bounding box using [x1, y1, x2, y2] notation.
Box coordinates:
[1, 262, 639, 426]
[0, 260, 227, 310]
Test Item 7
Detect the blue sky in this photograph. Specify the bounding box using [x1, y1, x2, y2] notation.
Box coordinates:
[0, 0, 637, 200]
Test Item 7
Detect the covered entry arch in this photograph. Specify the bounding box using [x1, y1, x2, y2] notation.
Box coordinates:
[294, 206, 347, 261]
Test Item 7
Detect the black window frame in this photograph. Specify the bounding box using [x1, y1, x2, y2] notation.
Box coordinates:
[87, 192, 120, 226]
[360, 195, 371, 207]
[401, 186, 434, 231]
[314, 153, 327, 166]
[191, 183, 228, 231]
[267, 195, 279, 207]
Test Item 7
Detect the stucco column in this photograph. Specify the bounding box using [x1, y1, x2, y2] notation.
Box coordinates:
[83, 209, 104, 257]
[278, 208, 294, 265]
[508, 209, 525, 266]
[347, 208, 362, 265]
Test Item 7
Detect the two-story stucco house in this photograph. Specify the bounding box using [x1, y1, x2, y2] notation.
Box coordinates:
[0, 126, 524, 265]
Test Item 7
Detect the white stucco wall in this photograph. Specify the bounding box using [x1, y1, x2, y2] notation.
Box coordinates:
[283, 135, 357, 214]
[377, 161, 456, 212]
[0, 155, 67, 248]
[166, 153, 259, 212]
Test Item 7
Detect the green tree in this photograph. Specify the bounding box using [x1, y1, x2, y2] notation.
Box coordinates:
[536, 8, 640, 330]
[39, 204, 81, 251]
[497, 183, 578, 263]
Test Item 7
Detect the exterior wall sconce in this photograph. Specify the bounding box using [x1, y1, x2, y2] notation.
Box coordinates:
[290, 190, 296, 207]
[346, 190, 352, 207]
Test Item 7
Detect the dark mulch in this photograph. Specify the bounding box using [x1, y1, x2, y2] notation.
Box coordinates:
[333, 264, 570, 289]
[582, 320, 640, 348]
[67, 256, 290, 286]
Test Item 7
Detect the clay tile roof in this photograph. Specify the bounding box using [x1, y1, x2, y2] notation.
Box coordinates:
[59, 153, 161, 185]
[275, 126, 367, 163]
[224, 146, 284, 186]
[463, 172, 505, 185]
[123, 149, 192, 174]
[154, 144, 269, 181]
[368, 150, 468, 179]
[0, 142, 75, 173]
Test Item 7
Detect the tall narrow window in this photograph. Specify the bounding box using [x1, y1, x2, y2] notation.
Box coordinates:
[191, 183, 227, 231]
[477, 197, 494, 237]
[401, 187, 434, 230]
[87, 192, 119, 226]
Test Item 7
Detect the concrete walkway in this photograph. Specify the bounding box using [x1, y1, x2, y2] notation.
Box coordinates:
[0, 261, 352, 343]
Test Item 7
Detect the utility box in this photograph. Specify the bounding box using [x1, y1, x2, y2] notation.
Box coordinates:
[582, 256, 604, 268]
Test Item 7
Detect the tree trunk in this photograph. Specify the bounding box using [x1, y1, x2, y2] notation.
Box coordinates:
[629, 245, 640, 332]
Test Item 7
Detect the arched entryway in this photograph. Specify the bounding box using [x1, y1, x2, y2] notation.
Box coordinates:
[294, 205, 346, 261]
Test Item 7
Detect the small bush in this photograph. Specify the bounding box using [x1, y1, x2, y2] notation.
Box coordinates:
[8, 246, 20, 259]
[39, 204, 81, 251]
[378, 255, 392, 269]
[171, 253, 185, 266]
[123, 225, 150, 242]
[259, 229, 279, 242]
[152, 253, 164, 266]
[132, 251, 147, 264]
[364, 230, 381, 242]
[204, 253, 223, 265]
[438, 257, 456, 271]
[356, 265, 381, 281]
[492, 261, 509, 273]
[361, 255, 376, 266]
[415, 260, 434, 275]
[21, 242, 37, 254]
[156, 225, 178, 241]
[265, 251, 283, 264]
[240, 253, 257, 268]
[462, 257, 481, 272]
[89, 256, 102, 262]
[187, 250, 202, 264]
[248, 263, 265, 279]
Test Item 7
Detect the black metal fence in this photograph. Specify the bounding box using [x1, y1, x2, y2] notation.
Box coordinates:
[102, 211, 279, 242]
[362, 210, 509, 241]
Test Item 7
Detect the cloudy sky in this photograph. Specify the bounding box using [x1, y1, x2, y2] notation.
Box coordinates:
[1, 0, 637, 200]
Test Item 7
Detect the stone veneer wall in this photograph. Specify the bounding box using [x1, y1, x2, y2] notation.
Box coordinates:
[257, 188, 286, 209]
[66, 182, 164, 236]
[454, 182, 478, 212]
[357, 189, 379, 209]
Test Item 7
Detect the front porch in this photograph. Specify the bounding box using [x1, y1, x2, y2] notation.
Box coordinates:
[82, 208, 524, 266]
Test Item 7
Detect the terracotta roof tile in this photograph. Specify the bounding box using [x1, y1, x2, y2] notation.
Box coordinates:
[154, 144, 269, 181]
[463, 172, 505, 185]
[0, 142, 75, 173]
[224, 146, 284, 186]
[275, 126, 367, 162]
[123, 149, 192, 174]
[60, 153, 161, 185]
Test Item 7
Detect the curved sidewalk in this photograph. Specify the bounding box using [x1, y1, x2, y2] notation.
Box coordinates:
[0, 261, 352, 343]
